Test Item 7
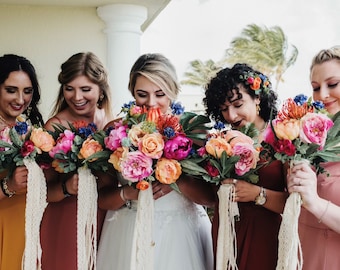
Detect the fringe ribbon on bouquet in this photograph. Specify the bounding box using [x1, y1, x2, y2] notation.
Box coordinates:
[276, 192, 303, 270]
[130, 184, 155, 270]
[22, 159, 48, 270]
[276, 159, 306, 270]
[216, 184, 239, 270]
[77, 167, 98, 270]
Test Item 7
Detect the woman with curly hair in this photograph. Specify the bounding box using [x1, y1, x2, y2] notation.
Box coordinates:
[204, 63, 288, 270]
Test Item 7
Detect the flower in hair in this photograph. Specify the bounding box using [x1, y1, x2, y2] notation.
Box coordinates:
[240, 71, 270, 94]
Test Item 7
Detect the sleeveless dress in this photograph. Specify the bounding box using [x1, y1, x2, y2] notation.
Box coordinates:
[40, 195, 106, 270]
[97, 178, 214, 270]
[212, 160, 285, 270]
[299, 162, 340, 270]
[0, 187, 26, 270]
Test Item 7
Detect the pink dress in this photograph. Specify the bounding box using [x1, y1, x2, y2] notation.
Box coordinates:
[299, 162, 340, 270]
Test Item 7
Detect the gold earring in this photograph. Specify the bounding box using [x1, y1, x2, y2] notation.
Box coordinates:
[256, 104, 260, 115]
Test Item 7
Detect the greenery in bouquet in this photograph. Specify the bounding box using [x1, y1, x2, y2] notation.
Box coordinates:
[0, 119, 55, 176]
[261, 94, 340, 174]
[49, 121, 112, 173]
[104, 101, 211, 191]
[180, 122, 261, 185]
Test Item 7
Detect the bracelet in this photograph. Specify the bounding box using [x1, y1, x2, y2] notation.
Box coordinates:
[61, 181, 72, 198]
[119, 186, 131, 209]
[318, 200, 330, 223]
[1, 177, 16, 198]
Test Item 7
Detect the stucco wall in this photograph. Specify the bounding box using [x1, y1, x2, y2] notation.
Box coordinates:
[0, 5, 107, 121]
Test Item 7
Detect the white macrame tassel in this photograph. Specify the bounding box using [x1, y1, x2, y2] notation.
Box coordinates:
[216, 184, 239, 270]
[276, 159, 306, 270]
[276, 192, 303, 270]
[130, 184, 155, 270]
[77, 167, 98, 270]
[22, 158, 48, 270]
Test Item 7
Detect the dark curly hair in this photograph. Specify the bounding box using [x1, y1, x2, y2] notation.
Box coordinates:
[203, 63, 278, 123]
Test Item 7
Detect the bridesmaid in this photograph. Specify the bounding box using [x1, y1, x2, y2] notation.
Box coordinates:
[40, 52, 112, 270]
[0, 54, 44, 270]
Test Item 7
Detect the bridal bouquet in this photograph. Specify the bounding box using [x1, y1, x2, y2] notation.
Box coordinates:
[105, 101, 210, 190]
[49, 120, 111, 270]
[0, 119, 55, 270]
[105, 101, 210, 270]
[261, 94, 340, 270]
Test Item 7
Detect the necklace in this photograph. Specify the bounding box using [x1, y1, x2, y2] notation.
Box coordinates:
[259, 122, 269, 133]
[0, 114, 15, 127]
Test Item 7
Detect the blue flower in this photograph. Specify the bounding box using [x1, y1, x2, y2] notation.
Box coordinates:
[294, 94, 308, 106]
[14, 121, 28, 135]
[312, 101, 325, 110]
[171, 102, 185, 115]
[78, 123, 97, 137]
[214, 121, 225, 130]
[163, 127, 176, 139]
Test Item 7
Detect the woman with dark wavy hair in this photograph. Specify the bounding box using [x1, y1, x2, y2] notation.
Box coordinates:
[204, 63, 288, 270]
[0, 54, 44, 269]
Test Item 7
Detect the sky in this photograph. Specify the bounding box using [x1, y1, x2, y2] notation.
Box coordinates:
[141, 0, 340, 112]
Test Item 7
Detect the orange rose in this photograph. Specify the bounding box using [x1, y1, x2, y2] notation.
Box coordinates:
[136, 180, 150, 190]
[147, 107, 162, 125]
[30, 127, 55, 152]
[108, 147, 128, 172]
[138, 133, 164, 159]
[205, 137, 232, 158]
[274, 119, 300, 140]
[222, 130, 254, 147]
[250, 77, 261, 90]
[155, 158, 181, 184]
[128, 123, 147, 147]
[78, 138, 103, 160]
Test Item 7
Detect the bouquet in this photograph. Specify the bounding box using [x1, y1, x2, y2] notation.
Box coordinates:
[181, 122, 261, 185]
[181, 122, 261, 270]
[49, 120, 111, 270]
[105, 101, 210, 270]
[261, 94, 340, 270]
[0, 119, 55, 270]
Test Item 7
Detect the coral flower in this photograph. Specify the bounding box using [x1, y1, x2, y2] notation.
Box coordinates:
[278, 98, 314, 120]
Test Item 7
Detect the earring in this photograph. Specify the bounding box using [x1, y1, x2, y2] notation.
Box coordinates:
[26, 106, 32, 117]
[97, 94, 104, 108]
[256, 104, 260, 115]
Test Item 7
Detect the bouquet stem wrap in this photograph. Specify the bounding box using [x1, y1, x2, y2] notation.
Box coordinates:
[22, 159, 48, 270]
[276, 160, 305, 270]
[77, 167, 98, 270]
[130, 184, 155, 270]
[216, 184, 239, 270]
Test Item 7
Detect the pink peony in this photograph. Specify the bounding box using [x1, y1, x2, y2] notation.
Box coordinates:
[163, 134, 193, 160]
[299, 112, 334, 149]
[120, 151, 153, 182]
[233, 143, 259, 176]
[49, 130, 75, 158]
[104, 124, 127, 151]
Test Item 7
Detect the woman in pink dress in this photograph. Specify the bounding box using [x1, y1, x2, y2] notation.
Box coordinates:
[288, 46, 340, 270]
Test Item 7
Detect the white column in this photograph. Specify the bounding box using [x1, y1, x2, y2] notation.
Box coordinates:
[97, 4, 147, 117]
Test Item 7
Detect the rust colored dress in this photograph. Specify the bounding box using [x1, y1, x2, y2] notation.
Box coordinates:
[299, 162, 340, 270]
[40, 195, 106, 270]
[212, 160, 285, 270]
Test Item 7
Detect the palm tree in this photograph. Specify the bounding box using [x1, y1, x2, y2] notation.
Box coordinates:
[180, 59, 222, 87]
[222, 24, 298, 90]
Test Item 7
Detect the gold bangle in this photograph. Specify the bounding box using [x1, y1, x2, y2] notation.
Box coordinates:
[1, 177, 16, 198]
[318, 200, 330, 223]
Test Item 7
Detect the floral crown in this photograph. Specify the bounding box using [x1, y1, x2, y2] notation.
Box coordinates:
[239, 71, 270, 95]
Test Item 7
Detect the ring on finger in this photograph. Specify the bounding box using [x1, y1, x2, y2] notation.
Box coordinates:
[233, 179, 238, 184]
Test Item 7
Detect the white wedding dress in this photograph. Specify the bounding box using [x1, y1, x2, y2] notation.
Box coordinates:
[97, 180, 213, 270]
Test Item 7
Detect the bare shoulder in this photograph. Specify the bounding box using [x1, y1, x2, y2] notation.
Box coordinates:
[104, 117, 123, 131]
